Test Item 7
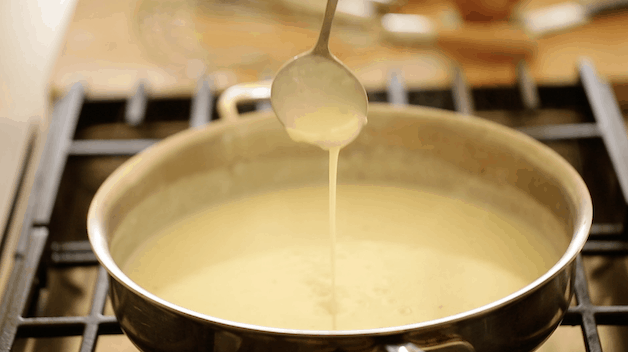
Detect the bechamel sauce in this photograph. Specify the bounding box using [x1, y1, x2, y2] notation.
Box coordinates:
[123, 184, 561, 330]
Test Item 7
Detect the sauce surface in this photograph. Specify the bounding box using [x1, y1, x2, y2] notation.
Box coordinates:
[123, 184, 561, 331]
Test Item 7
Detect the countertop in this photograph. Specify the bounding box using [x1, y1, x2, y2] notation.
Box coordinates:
[50, 0, 628, 98]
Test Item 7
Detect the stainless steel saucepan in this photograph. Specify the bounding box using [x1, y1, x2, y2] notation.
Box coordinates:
[88, 81, 592, 352]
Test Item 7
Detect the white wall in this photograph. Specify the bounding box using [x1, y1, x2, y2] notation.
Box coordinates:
[0, 0, 78, 123]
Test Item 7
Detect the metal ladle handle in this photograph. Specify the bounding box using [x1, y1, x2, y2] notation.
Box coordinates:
[312, 0, 339, 56]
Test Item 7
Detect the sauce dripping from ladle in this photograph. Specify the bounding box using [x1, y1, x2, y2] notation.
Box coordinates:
[270, 0, 368, 330]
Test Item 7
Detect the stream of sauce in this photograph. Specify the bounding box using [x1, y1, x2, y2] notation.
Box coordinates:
[285, 106, 365, 328]
[271, 54, 369, 327]
[328, 147, 340, 328]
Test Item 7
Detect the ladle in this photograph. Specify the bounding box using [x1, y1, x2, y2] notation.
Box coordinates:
[270, 0, 368, 149]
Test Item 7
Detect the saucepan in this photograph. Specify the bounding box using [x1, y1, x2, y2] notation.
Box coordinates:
[87, 81, 592, 352]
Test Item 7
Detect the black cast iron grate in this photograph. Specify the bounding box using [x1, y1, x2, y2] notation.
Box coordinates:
[1, 58, 628, 351]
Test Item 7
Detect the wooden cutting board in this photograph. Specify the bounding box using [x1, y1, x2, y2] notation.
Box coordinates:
[50, 0, 628, 99]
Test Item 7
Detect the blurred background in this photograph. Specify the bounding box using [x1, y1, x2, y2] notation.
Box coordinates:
[34, 0, 628, 97]
[2, 0, 628, 351]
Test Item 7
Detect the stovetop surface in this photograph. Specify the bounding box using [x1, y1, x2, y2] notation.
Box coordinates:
[1, 60, 628, 351]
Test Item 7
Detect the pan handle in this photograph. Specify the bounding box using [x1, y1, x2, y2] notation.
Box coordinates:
[384, 343, 426, 352]
[217, 80, 272, 123]
[382, 340, 475, 352]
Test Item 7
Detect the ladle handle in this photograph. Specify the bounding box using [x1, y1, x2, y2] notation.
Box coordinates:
[312, 0, 339, 55]
[217, 80, 272, 123]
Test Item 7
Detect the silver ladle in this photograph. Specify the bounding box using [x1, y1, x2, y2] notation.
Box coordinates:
[270, 0, 368, 144]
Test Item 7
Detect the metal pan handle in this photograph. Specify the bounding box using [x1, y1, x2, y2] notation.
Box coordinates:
[382, 340, 474, 352]
[217, 80, 272, 123]
[385, 343, 425, 352]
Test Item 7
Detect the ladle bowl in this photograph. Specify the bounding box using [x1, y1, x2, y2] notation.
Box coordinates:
[270, 0, 368, 147]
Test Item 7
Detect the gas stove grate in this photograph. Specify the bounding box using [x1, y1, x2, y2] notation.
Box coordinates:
[1, 58, 628, 352]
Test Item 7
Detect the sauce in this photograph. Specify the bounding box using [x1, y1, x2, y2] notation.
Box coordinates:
[285, 106, 364, 149]
[328, 146, 339, 328]
[123, 184, 561, 331]
[286, 109, 364, 328]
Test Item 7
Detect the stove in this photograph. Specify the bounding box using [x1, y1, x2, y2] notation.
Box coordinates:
[1, 58, 628, 351]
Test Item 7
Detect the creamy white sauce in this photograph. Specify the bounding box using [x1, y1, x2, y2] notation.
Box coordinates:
[123, 184, 560, 331]
[285, 107, 364, 150]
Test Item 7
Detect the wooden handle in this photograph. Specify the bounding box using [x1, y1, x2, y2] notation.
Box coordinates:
[449, 0, 521, 22]
[437, 22, 536, 63]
